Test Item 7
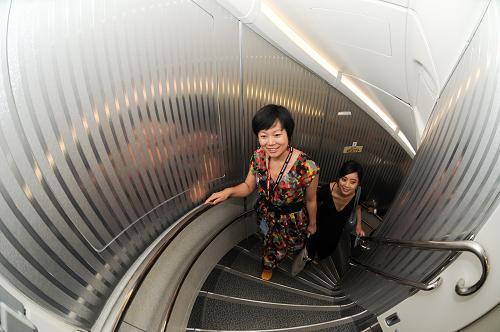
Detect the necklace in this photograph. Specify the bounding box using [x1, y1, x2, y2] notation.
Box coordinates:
[266, 146, 293, 200]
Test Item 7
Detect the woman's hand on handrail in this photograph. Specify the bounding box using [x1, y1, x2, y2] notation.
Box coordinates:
[205, 169, 257, 205]
[355, 224, 365, 237]
[205, 189, 231, 205]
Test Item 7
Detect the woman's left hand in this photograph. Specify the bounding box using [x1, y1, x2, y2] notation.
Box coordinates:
[355, 224, 365, 237]
[307, 223, 317, 235]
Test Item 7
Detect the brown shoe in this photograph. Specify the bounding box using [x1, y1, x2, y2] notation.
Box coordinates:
[261, 268, 273, 281]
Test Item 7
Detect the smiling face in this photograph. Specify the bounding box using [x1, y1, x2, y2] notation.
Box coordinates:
[257, 120, 289, 159]
[338, 172, 360, 196]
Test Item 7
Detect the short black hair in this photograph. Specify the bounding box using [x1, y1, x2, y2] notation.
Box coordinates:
[252, 104, 295, 139]
[339, 160, 363, 182]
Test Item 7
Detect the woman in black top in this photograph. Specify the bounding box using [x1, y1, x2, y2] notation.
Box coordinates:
[308, 160, 365, 260]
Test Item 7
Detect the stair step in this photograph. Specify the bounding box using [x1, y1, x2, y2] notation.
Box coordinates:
[220, 246, 339, 296]
[238, 235, 338, 288]
[213, 265, 348, 303]
[313, 257, 338, 284]
[187, 296, 366, 331]
[362, 321, 383, 332]
[355, 313, 382, 331]
[201, 267, 350, 306]
[236, 245, 337, 291]
[187, 234, 380, 332]
[325, 256, 341, 282]
[199, 291, 354, 311]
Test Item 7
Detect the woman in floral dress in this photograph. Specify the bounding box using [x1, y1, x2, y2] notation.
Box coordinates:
[206, 104, 319, 281]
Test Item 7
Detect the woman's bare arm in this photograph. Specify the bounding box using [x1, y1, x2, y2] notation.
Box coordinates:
[205, 169, 256, 205]
[355, 206, 365, 236]
[305, 176, 319, 234]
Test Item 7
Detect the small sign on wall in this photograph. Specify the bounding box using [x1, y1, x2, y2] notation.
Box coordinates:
[343, 142, 363, 154]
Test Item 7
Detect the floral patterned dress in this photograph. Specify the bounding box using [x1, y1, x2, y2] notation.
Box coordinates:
[250, 148, 319, 269]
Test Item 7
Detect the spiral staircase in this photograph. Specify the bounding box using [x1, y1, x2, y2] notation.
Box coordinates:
[186, 234, 381, 331]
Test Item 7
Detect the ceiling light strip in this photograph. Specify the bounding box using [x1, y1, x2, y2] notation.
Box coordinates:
[261, 2, 338, 78]
[340, 75, 398, 131]
[397, 130, 416, 155]
[259, 2, 415, 154]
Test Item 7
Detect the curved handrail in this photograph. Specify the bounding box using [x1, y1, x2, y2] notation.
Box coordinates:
[160, 208, 256, 331]
[349, 258, 442, 291]
[357, 237, 489, 296]
[109, 203, 215, 331]
[360, 202, 383, 222]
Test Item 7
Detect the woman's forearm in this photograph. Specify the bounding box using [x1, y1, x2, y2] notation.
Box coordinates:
[305, 176, 319, 229]
[306, 199, 317, 226]
[356, 206, 362, 227]
[206, 170, 255, 205]
[225, 182, 253, 198]
[355, 206, 365, 236]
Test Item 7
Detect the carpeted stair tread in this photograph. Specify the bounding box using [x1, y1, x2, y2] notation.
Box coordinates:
[238, 235, 337, 288]
[188, 297, 343, 330]
[219, 247, 337, 296]
[201, 267, 349, 305]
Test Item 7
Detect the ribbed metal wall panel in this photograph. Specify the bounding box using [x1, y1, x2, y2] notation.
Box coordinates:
[318, 89, 412, 209]
[0, 0, 410, 328]
[241, 27, 411, 208]
[0, 0, 240, 327]
[215, 13, 245, 186]
[241, 25, 330, 166]
[342, 2, 500, 315]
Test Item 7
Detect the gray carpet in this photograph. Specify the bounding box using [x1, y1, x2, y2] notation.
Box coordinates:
[188, 234, 380, 331]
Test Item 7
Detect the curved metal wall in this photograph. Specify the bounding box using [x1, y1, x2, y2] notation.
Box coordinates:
[343, 1, 500, 315]
[0, 0, 240, 327]
[241, 26, 412, 209]
[318, 89, 412, 210]
[241, 25, 330, 161]
[0, 0, 410, 328]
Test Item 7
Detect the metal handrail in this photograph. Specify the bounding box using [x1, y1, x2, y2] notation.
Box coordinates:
[349, 258, 442, 291]
[360, 202, 383, 222]
[109, 203, 214, 332]
[160, 208, 256, 331]
[352, 237, 489, 296]
[106, 200, 256, 331]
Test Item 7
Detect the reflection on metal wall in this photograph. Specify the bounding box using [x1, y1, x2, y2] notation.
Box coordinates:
[0, 0, 410, 328]
[0, 0, 238, 327]
[241, 25, 330, 165]
[343, 2, 500, 315]
[214, 9, 244, 186]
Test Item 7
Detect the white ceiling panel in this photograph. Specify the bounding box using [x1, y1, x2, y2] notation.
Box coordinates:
[341, 74, 417, 148]
[216, 0, 491, 152]
[379, 0, 409, 7]
[267, 0, 409, 102]
[308, 7, 392, 56]
[408, 0, 489, 88]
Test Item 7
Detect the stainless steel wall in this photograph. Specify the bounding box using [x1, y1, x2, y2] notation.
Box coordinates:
[241, 27, 412, 208]
[0, 0, 410, 328]
[342, 1, 500, 315]
[0, 0, 239, 327]
[318, 88, 412, 210]
[241, 25, 330, 162]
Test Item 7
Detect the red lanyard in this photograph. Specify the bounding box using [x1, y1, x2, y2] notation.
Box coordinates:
[266, 146, 293, 200]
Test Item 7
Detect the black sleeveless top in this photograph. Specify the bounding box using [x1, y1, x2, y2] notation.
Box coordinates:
[313, 184, 356, 259]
